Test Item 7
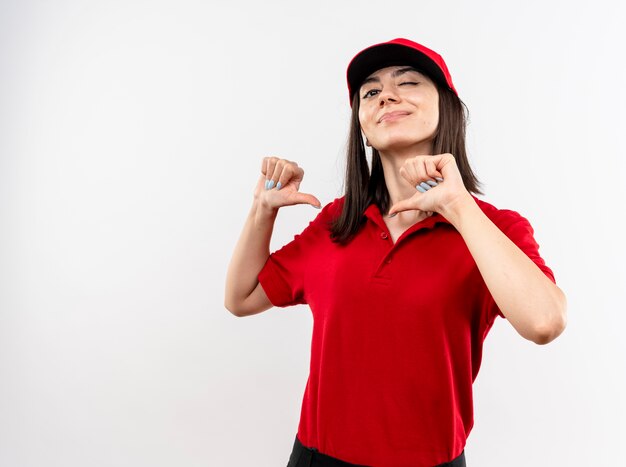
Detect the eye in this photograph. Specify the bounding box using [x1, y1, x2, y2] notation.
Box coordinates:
[400, 81, 419, 86]
[362, 88, 380, 99]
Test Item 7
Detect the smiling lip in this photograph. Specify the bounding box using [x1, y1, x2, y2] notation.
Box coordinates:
[378, 111, 411, 123]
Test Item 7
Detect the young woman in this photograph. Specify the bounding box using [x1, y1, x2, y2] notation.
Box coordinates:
[225, 38, 567, 467]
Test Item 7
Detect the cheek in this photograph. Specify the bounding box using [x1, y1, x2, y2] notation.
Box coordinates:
[358, 111, 374, 136]
[358, 109, 368, 128]
[425, 100, 439, 131]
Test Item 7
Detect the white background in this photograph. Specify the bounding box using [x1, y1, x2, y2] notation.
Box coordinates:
[1, 1, 625, 466]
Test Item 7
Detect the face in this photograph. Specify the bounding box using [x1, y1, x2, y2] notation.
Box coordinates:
[358, 66, 439, 154]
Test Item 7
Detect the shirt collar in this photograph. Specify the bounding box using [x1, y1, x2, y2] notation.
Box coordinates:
[363, 203, 450, 233]
[363, 194, 482, 227]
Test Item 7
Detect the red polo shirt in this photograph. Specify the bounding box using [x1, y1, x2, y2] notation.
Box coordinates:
[258, 195, 555, 467]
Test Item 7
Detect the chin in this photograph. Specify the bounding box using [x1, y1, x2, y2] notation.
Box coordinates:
[373, 137, 433, 153]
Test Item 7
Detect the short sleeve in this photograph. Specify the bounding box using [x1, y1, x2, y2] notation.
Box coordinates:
[483, 214, 557, 321]
[258, 201, 336, 308]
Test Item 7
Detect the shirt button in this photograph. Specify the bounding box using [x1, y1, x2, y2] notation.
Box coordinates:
[380, 232, 389, 240]
[385, 258, 392, 264]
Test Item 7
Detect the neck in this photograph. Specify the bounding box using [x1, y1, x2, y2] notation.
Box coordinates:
[377, 142, 433, 210]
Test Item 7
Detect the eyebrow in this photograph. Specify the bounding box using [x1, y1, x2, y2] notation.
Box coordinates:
[360, 67, 421, 88]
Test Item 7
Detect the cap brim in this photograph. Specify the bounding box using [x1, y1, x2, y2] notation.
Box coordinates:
[347, 43, 450, 101]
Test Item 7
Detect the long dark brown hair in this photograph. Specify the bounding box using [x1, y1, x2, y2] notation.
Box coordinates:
[330, 80, 483, 244]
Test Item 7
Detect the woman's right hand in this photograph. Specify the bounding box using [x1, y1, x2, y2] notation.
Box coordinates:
[254, 157, 321, 211]
[226, 157, 320, 317]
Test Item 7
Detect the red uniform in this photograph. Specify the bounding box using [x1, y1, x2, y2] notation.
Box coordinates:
[259, 195, 556, 467]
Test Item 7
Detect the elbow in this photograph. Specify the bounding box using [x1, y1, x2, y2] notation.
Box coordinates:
[532, 322, 565, 345]
[532, 288, 568, 345]
[224, 298, 247, 318]
[224, 283, 271, 318]
[224, 297, 265, 318]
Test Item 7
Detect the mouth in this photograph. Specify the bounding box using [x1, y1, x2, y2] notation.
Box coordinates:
[378, 111, 411, 123]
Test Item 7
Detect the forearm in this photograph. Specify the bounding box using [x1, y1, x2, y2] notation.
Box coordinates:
[441, 194, 567, 344]
[224, 199, 277, 312]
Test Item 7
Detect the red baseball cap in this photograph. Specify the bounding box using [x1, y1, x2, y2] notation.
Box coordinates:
[346, 38, 458, 104]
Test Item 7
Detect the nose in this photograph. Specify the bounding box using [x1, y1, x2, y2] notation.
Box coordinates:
[378, 87, 399, 106]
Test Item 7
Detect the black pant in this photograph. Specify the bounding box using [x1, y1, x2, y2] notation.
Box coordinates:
[287, 435, 466, 467]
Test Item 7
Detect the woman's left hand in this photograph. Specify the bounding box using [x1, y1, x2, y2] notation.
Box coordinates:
[388, 153, 471, 217]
